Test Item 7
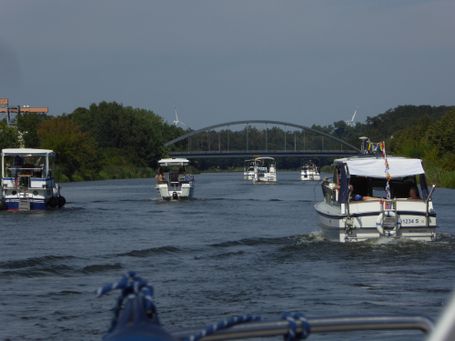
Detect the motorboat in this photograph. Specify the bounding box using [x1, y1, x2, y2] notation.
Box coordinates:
[243, 159, 255, 180]
[314, 141, 437, 242]
[252, 157, 277, 183]
[155, 158, 194, 200]
[300, 161, 320, 181]
[0, 148, 66, 211]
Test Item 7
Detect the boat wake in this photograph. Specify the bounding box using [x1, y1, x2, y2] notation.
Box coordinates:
[115, 246, 183, 258]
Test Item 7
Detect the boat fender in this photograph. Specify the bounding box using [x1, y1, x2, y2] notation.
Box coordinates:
[46, 196, 59, 208]
[376, 211, 401, 236]
[172, 192, 178, 200]
[58, 196, 66, 208]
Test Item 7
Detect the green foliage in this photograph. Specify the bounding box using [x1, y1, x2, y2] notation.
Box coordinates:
[69, 101, 180, 169]
[3, 101, 453, 187]
[37, 117, 100, 181]
[16, 113, 49, 147]
[0, 121, 19, 149]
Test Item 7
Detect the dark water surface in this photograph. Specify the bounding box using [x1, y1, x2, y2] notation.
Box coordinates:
[1, 172, 455, 340]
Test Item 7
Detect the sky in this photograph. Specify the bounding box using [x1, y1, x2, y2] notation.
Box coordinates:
[1, 0, 454, 129]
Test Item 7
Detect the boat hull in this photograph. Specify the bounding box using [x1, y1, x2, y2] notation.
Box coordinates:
[253, 173, 277, 183]
[243, 172, 254, 180]
[300, 173, 321, 181]
[314, 201, 437, 242]
[156, 183, 194, 200]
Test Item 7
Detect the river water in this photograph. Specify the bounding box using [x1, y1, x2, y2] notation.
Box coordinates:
[1, 172, 455, 340]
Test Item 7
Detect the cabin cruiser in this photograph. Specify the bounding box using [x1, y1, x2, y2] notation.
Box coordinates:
[252, 157, 277, 183]
[314, 142, 437, 242]
[243, 159, 255, 180]
[300, 161, 320, 181]
[1, 148, 66, 211]
[155, 158, 194, 200]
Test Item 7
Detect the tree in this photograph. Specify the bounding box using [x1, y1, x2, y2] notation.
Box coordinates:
[0, 121, 19, 150]
[37, 117, 99, 180]
[16, 112, 50, 147]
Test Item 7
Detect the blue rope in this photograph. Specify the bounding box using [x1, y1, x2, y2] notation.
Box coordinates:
[97, 271, 158, 332]
[183, 314, 262, 341]
[281, 312, 311, 341]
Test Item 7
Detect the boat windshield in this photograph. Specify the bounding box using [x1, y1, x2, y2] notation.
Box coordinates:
[3, 155, 51, 178]
[349, 175, 429, 201]
[157, 164, 193, 183]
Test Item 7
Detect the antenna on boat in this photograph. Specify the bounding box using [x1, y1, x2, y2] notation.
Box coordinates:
[359, 136, 369, 154]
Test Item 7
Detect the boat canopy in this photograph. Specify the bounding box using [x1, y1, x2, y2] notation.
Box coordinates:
[1, 148, 55, 157]
[339, 157, 424, 178]
[254, 157, 275, 162]
[158, 158, 190, 166]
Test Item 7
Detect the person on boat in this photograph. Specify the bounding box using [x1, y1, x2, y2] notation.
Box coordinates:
[409, 187, 420, 200]
[155, 168, 166, 183]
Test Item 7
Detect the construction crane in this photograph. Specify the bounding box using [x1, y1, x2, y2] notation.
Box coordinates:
[0, 98, 49, 126]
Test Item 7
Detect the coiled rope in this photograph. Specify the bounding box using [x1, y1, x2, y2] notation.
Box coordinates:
[97, 271, 158, 332]
[97, 273, 311, 341]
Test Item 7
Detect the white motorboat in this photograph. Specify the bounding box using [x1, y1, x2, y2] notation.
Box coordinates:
[243, 159, 255, 180]
[155, 158, 194, 200]
[314, 142, 437, 242]
[1, 148, 66, 211]
[300, 161, 320, 181]
[252, 157, 277, 183]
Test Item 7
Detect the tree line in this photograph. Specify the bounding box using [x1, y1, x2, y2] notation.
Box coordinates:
[1, 102, 454, 187]
[0, 102, 183, 181]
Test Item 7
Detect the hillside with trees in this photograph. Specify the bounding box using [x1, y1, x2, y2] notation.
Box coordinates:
[1, 102, 183, 181]
[1, 103, 454, 187]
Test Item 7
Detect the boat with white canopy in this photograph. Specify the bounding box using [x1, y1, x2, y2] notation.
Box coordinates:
[314, 140, 437, 242]
[1, 148, 66, 211]
[155, 158, 194, 200]
[300, 160, 320, 181]
[243, 159, 255, 180]
[252, 157, 277, 183]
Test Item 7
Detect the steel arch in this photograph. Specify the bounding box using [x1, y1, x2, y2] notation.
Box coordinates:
[164, 119, 360, 151]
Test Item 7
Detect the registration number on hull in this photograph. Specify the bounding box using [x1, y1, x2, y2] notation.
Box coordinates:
[401, 218, 424, 225]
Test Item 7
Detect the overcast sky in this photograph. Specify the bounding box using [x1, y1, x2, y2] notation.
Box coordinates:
[1, 0, 454, 128]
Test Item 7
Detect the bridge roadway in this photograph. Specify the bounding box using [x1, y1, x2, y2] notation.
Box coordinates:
[168, 150, 359, 159]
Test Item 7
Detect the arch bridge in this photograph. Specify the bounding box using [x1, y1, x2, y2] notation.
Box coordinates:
[165, 120, 360, 159]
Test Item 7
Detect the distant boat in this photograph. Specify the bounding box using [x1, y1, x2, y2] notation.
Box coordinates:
[155, 158, 194, 200]
[1, 148, 66, 211]
[243, 159, 255, 180]
[252, 157, 277, 184]
[300, 161, 320, 181]
[314, 139, 437, 242]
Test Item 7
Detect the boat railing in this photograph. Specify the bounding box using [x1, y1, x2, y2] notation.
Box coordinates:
[426, 184, 436, 227]
[321, 179, 338, 204]
[172, 315, 434, 340]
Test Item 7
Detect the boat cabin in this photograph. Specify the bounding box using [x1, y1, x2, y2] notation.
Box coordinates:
[1, 148, 55, 189]
[156, 158, 193, 184]
[323, 157, 429, 204]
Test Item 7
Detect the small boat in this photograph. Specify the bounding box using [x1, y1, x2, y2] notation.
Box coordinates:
[0, 148, 66, 211]
[252, 157, 277, 183]
[314, 139, 437, 242]
[243, 159, 255, 180]
[300, 161, 320, 181]
[155, 158, 194, 200]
